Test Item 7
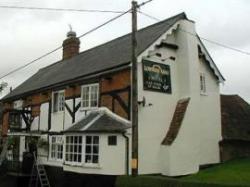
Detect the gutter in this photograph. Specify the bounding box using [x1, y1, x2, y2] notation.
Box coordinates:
[122, 132, 129, 175]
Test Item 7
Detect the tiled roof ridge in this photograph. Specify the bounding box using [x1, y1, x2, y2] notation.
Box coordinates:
[92, 107, 131, 126]
[39, 12, 187, 72]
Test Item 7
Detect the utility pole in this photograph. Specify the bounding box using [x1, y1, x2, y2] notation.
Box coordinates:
[131, 0, 138, 176]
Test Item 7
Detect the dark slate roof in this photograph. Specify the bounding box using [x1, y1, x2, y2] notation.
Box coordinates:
[162, 98, 190, 145]
[2, 13, 188, 101]
[64, 108, 131, 133]
[221, 95, 250, 141]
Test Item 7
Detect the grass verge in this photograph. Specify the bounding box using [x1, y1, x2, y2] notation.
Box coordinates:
[116, 158, 250, 187]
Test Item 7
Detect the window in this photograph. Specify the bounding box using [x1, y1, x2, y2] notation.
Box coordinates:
[65, 136, 82, 163]
[108, 136, 117, 146]
[81, 84, 99, 109]
[85, 136, 99, 164]
[9, 112, 21, 130]
[200, 73, 206, 94]
[50, 136, 63, 161]
[53, 91, 65, 112]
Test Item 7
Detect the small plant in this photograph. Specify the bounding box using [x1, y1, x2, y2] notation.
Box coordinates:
[7, 137, 15, 150]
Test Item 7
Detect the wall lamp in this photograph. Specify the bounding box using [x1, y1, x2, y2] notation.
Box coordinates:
[138, 96, 153, 107]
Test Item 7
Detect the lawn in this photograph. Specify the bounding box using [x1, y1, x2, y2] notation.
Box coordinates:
[116, 158, 250, 187]
[182, 158, 250, 186]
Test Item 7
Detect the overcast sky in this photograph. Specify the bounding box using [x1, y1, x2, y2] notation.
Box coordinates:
[0, 0, 250, 102]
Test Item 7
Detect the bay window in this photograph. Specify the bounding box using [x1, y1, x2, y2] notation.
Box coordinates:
[65, 136, 82, 164]
[85, 136, 99, 164]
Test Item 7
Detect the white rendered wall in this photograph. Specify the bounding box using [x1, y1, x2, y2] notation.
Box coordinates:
[75, 98, 86, 122]
[51, 111, 64, 132]
[64, 99, 73, 130]
[19, 136, 26, 161]
[137, 19, 222, 176]
[164, 20, 201, 176]
[198, 58, 221, 166]
[39, 97, 86, 132]
[136, 22, 182, 175]
[30, 117, 39, 131]
[40, 103, 49, 131]
[137, 52, 179, 174]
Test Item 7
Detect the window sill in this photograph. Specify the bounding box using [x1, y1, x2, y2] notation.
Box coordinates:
[64, 162, 82, 167]
[80, 107, 98, 112]
[63, 162, 101, 169]
[52, 111, 64, 115]
[82, 163, 101, 169]
[49, 158, 63, 162]
[200, 92, 208, 96]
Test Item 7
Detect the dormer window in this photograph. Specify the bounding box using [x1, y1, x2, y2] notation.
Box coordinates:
[200, 73, 206, 94]
[81, 83, 99, 109]
[52, 91, 65, 112]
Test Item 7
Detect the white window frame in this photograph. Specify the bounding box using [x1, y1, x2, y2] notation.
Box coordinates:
[84, 135, 99, 165]
[200, 73, 207, 95]
[49, 136, 63, 162]
[81, 83, 99, 110]
[65, 135, 83, 165]
[52, 90, 65, 113]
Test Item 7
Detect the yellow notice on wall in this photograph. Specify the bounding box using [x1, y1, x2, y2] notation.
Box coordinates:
[131, 159, 138, 169]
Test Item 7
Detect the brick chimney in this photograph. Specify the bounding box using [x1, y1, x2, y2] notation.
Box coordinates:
[62, 30, 80, 60]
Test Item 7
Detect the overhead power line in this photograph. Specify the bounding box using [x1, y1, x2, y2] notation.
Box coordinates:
[0, 10, 130, 80]
[0, 0, 153, 13]
[138, 10, 250, 56]
[0, 5, 125, 14]
[0, 46, 63, 80]
[0, 0, 154, 80]
[137, 0, 153, 7]
[78, 9, 130, 38]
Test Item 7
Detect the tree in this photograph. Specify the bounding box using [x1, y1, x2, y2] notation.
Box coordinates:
[0, 82, 8, 94]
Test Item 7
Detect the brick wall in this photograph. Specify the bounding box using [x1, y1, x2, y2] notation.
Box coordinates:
[100, 69, 131, 119]
[2, 69, 131, 135]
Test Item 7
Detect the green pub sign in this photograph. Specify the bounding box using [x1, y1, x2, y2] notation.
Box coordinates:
[142, 60, 171, 94]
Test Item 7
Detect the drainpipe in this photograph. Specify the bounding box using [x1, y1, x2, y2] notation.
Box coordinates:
[122, 132, 129, 175]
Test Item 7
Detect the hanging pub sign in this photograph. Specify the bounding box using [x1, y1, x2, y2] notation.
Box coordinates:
[142, 60, 172, 94]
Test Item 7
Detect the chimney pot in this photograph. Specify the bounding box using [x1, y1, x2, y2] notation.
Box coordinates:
[62, 30, 80, 60]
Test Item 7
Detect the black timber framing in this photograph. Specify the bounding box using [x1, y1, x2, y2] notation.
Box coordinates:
[101, 86, 131, 119]
[8, 109, 34, 131]
[48, 100, 52, 130]
[65, 98, 81, 123]
[21, 112, 34, 131]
